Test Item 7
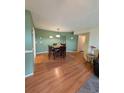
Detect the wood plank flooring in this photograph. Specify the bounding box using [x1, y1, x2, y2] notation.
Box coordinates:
[26, 52, 93, 93]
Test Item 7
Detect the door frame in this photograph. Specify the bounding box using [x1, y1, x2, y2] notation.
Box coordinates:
[32, 27, 36, 62]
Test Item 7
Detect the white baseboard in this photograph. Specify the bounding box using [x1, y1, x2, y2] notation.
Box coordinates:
[67, 51, 77, 52]
[25, 50, 33, 53]
[36, 50, 77, 55]
[36, 51, 48, 55]
[25, 72, 33, 78]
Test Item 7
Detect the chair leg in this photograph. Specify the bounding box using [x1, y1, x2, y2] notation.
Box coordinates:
[53, 52, 55, 59]
[48, 53, 51, 59]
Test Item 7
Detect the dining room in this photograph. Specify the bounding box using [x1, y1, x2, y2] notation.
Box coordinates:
[25, 0, 99, 92]
[35, 27, 78, 63]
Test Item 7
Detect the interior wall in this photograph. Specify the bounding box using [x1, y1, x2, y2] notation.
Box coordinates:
[74, 27, 99, 50]
[35, 28, 78, 53]
[89, 28, 99, 49]
[88, 28, 99, 56]
[74, 27, 99, 58]
[25, 10, 34, 76]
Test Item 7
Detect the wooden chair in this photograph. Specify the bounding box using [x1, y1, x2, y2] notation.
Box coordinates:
[48, 45, 55, 59]
[60, 46, 66, 58]
[53, 43, 57, 46]
[48, 45, 60, 59]
[53, 47, 62, 59]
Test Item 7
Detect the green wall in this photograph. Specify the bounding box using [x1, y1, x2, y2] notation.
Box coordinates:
[25, 9, 78, 76]
[35, 28, 78, 53]
[25, 10, 34, 76]
[25, 53, 34, 75]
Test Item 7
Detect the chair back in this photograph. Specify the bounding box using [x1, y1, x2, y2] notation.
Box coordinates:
[48, 45, 53, 53]
[61, 43, 66, 47]
[53, 43, 57, 46]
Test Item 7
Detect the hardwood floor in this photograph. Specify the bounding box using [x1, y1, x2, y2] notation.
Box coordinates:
[26, 52, 93, 93]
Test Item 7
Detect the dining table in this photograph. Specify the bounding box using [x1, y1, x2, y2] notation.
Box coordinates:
[48, 44, 66, 59]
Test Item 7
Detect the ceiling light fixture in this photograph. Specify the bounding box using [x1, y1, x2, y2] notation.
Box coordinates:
[49, 36, 53, 38]
[56, 28, 60, 38]
[56, 35, 60, 38]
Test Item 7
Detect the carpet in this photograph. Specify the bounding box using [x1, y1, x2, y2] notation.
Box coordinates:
[77, 74, 99, 93]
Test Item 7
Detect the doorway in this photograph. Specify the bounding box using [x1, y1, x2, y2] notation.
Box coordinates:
[77, 32, 89, 58]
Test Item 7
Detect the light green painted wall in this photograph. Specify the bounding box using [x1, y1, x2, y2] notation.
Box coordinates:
[25, 53, 33, 75]
[66, 34, 78, 51]
[25, 10, 33, 50]
[35, 28, 78, 53]
[25, 10, 34, 76]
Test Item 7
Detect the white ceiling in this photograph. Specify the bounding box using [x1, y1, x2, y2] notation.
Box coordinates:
[25, 0, 99, 32]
